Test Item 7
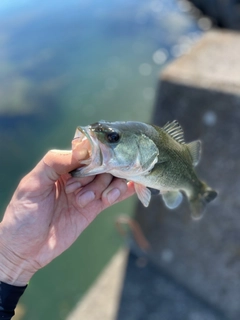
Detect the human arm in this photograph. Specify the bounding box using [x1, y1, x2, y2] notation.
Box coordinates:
[0, 148, 135, 318]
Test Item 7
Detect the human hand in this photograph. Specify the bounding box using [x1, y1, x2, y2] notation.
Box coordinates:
[0, 147, 135, 286]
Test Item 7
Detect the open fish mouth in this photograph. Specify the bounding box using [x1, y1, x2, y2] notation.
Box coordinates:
[71, 125, 103, 176]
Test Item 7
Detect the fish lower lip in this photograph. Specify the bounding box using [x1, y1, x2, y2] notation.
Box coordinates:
[76, 127, 94, 155]
[75, 126, 103, 167]
[69, 167, 82, 176]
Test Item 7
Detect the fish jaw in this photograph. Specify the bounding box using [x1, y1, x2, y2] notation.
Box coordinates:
[72, 120, 160, 179]
[71, 126, 107, 177]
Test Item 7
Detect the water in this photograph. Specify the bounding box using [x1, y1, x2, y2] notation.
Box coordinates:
[0, 0, 203, 319]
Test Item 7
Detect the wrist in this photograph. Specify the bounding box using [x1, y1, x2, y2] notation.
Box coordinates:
[0, 229, 35, 286]
[0, 249, 34, 286]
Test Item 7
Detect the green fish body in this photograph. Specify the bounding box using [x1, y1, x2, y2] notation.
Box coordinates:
[71, 120, 217, 219]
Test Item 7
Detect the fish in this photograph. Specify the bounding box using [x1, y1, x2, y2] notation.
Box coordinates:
[71, 120, 217, 219]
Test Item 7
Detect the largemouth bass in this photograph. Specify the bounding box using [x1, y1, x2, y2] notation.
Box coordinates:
[71, 120, 217, 219]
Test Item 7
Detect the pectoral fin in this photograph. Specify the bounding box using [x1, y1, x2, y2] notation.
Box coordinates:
[134, 183, 152, 207]
[162, 191, 183, 209]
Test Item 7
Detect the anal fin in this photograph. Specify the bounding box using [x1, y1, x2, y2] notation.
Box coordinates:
[162, 191, 183, 209]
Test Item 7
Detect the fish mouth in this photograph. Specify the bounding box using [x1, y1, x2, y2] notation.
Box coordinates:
[75, 125, 103, 165]
[71, 125, 103, 176]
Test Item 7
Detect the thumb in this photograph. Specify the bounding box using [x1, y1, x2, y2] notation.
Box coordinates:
[34, 148, 88, 184]
[44, 149, 81, 174]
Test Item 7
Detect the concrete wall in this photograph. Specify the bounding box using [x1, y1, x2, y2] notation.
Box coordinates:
[134, 30, 240, 320]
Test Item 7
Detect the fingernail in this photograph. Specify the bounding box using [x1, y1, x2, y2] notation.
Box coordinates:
[107, 188, 121, 204]
[65, 181, 81, 194]
[78, 191, 95, 207]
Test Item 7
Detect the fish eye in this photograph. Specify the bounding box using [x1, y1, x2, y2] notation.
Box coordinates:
[106, 131, 120, 143]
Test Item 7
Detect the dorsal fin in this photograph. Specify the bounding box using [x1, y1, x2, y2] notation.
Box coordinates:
[187, 140, 201, 166]
[163, 120, 185, 144]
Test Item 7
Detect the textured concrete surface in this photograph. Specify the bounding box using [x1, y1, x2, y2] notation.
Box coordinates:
[117, 252, 228, 320]
[133, 30, 240, 320]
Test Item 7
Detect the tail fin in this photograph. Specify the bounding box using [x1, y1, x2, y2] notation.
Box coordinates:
[189, 182, 217, 220]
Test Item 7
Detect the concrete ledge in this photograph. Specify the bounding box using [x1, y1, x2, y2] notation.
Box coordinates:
[161, 29, 240, 94]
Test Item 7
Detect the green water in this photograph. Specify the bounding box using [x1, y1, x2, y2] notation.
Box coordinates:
[0, 0, 202, 318]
